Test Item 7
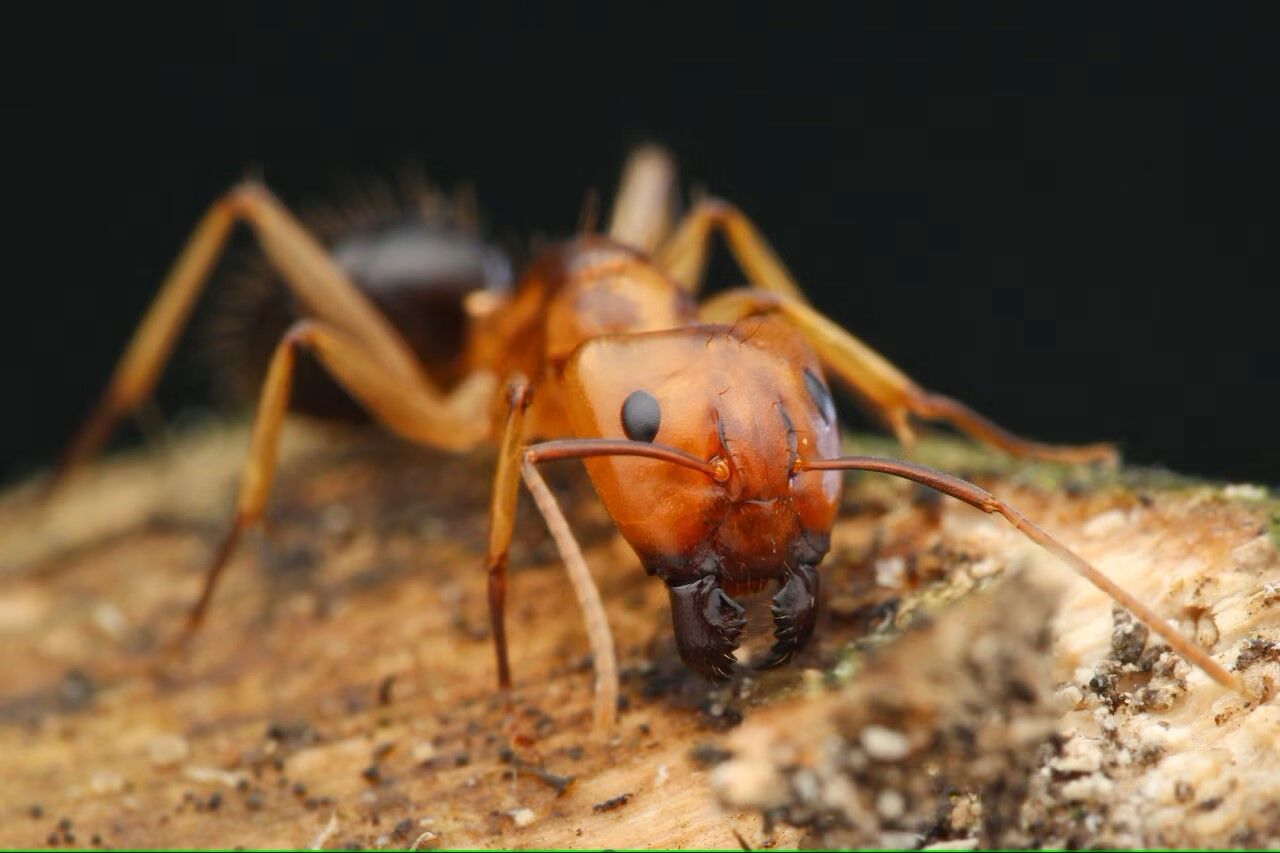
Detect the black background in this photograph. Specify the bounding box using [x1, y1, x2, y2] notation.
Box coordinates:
[7, 6, 1279, 485]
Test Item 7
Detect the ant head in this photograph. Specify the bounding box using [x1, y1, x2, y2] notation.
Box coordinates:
[562, 316, 843, 589]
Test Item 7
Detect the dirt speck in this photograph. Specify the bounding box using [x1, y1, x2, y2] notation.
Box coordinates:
[592, 793, 633, 813]
[1235, 637, 1280, 671]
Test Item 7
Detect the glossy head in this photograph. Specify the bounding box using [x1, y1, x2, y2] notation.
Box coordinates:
[561, 317, 843, 592]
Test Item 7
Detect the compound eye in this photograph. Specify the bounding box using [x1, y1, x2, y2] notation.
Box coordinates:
[802, 368, 836, 425]
[621, 390, 661, 443]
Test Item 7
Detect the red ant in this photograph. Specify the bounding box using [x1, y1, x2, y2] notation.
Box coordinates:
[49, 147, 1237, 729]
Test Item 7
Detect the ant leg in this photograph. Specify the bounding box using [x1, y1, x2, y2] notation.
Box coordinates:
[172, 319, 493, 648]
[799, 454, 1240, 692]
[700, 289, 1117, 464]
[480, 379, 621, 730]
[757, 564, 820, 670]
[53, 182, 442, 491]
[607, 145, 678, 255]
[665, 204, 1113, 463]
[519, 456, 620, 732]
[482, 378, 533, 693]
[653, 198, 809, 303]
[666, 575, 747, 681]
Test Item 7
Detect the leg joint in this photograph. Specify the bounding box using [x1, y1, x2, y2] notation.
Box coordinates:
[220, 179, 274, 214]
[280, 319, 322, 349]
[690, 196, 737, 223]
[504, 373, 533, 411]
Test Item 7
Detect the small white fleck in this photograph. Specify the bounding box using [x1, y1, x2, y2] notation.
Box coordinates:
[92, 602, 127, 640]
[90, 769, 126, 795]
[510, 807, 537, 828]
[1050, 737, 1104, 775]
[411, 740, 437, 763]
[1056, 684, 1084, 709]
[147, 733, 190, 768]
[1082, 509, 1128, 539]
[861, 726, 911, 761]
[967, 557, 1002, 579]
[876, 789, 905, 820]
[1060, 772, 1115, 800]
[181, 765, 247, 788]
[1224, 483, 1268, 501]
[875, 556, 906, 588]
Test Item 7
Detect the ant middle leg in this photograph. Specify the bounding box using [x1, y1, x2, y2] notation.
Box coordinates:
[660, 201, 1113, 463]
[171, 319, 494, 649]
[653, 198, 809, 303]
[700, 289, 1117, 464]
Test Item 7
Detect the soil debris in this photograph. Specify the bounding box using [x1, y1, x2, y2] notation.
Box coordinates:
[591, 793, 634, 813]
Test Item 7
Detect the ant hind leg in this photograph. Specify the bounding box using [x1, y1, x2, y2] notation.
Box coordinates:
[52, 182, 443, 492]
[700, 289, 1117, 464]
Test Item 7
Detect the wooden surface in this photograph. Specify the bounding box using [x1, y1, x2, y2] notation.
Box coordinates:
[1, 420, 1278, 848]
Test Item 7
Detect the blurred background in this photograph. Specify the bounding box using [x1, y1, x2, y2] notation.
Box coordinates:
[6, 6, 1278, 484]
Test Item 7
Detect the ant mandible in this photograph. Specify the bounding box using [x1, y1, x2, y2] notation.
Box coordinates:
[48, 147, 1238, 730]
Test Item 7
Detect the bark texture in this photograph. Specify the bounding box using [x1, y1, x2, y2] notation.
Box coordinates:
[0, 421, 1276, 848]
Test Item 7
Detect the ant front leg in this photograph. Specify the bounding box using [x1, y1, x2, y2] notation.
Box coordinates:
[483, 380, 620, 731]
[666, 574, 747, 681]
[482, 377, 533, 692]
[701, 289, 1117, 464]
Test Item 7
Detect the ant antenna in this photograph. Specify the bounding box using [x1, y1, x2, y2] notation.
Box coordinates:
[799, 455, 1242, 693]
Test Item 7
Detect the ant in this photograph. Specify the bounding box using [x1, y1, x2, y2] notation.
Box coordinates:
[46, 147, 1238, 730]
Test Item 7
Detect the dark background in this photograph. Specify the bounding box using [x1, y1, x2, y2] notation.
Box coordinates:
[6, 6, 1278, 485]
